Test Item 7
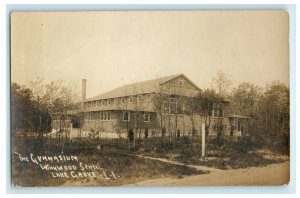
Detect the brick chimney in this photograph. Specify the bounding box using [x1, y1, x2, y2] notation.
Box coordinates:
[81, 79, 87, 107]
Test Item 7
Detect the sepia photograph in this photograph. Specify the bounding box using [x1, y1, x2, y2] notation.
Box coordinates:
[10, 11, 290, 187]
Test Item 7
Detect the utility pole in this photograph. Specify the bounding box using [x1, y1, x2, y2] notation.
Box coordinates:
[201, 123, 206, 160]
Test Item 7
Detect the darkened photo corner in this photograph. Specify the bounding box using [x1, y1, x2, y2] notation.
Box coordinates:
[10, 11, 290, 186]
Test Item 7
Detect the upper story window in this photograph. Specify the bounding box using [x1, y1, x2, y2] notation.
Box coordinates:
[138, 95, 142, 102]
[144, 113, 150, 122]
[121, 97, 126, 104]
[146, 94, 151, 101]
[102, 100, 106, 106]
[178, 79, 184, 87]
[129, 96, 133, 103]
[108, 99, 111, 105]
[123, 111, 130, 122]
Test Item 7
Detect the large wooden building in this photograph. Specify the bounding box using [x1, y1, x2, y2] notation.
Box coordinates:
[52, 74, 250, 139]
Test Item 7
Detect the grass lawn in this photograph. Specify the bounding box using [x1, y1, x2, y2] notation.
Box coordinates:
[132, 136, 288, 170]
[11, 135, 289, 186]
[11, 139, 207, 187]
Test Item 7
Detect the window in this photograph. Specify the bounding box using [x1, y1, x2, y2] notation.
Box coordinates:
[144, 113, 150, 122]
[99, 111, 111, 121]
[163, 102, 169, 114]
[170, 103, 176, 114]
[108, 99, 111, 105]
[102, 100, 106, 106]
[92, 112, 97, 120]
[144, 128, 149, 138]
[177, 104, 183, 114]
[237, 119, 241, 131]
[129, 96, 133, 103]
[86, 113, 92, 121]
[178, 79, 184, 87]
[219, 104, 224, 117]
[146, 94, 151, 100]
[138, 95, 142, 102]
[121, 97, 126, 104]
[123, 111, 130, 122]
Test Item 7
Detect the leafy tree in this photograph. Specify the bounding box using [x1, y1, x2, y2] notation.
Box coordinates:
[192, 89, 223, 135]
[230, 82, 261, 117]
[258, 81, 289, 144]
[12, 78, 80, 152]
[11, 83, 35, 133]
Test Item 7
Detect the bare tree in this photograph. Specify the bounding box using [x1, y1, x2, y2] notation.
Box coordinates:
[29, 77, 80, 152]
[153, 82, 188, 147]
[211, 70, 232, 97]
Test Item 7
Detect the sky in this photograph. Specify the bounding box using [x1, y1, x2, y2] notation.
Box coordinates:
[11, 11, 289, 99]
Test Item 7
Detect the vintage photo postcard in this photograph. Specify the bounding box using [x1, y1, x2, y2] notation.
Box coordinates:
[10, 11, 290, 187]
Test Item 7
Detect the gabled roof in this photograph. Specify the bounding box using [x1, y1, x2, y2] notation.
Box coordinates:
[85, 74, 200, 102]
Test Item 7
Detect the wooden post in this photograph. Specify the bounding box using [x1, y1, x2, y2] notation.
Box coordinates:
[201, 123, 205, 160]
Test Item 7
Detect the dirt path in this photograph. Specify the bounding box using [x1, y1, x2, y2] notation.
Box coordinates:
[127, 153, 219, 172]
[128, 161, 290, 186]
